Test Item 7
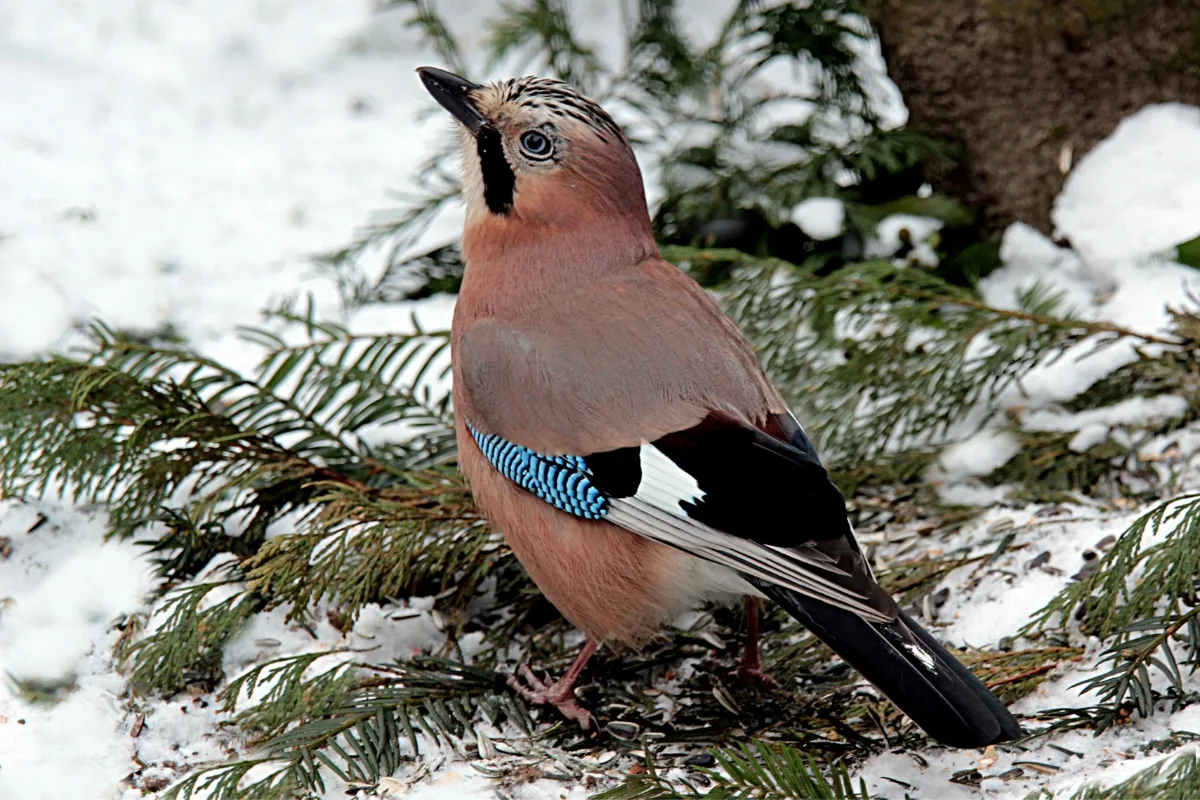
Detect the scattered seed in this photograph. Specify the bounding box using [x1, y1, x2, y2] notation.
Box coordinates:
[375, 776, 409, 796]
[997, 767, 1024, 780]
[1026, 551, 1052, 570]
[475, 730, 496, 759]
[1035, 505, 1071, 518]
[950, 769, 982, 786]
[1014, 760, 1060, 774]
[978, 745, 998, 769]
[27, 513, 49, 533]
[684, 754, 716, 768]
[881, 776, 914, 789]
[1081, 550, 1098, 562]
[130, 713, 145, 738]
[1095, 535, 1117, 551]
[932, 588, 951, 609]
[431, 609, 448, 631]
[988, 518, 1016, 535]
[254, 638, 281, 648]
[712, 683, 741, 715]
[998, 636, 1015, 652]
[697, 631, 726, 650]
[605, 721, 641, 741]
[0, 537, 12, 561]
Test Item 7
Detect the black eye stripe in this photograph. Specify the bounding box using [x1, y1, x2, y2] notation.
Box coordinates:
[476, 126, 514, 215]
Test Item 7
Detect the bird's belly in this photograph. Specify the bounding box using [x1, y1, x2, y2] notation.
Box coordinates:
[458, 424, 752, 645]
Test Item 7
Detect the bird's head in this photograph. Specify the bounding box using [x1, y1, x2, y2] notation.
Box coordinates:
[417, 67, 651, 234]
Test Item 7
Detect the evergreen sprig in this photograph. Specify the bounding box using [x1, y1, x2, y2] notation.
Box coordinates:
[3, 1, 1199, 797]
[669, 246, 1176, 471]
[1027, 496, 1200, 730]
[242, 474, 495, 621]
[595, 742, 869, 800]
[1062, 747, 1200, 800]
[1031, 495, 1200, 639]
[164, 657, 519, 800]
[124, 581, 258, 695]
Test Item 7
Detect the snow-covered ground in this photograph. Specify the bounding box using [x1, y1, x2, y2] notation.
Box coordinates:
[2, 2, 1200, 799]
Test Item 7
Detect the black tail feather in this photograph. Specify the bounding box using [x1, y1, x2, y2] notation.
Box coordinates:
[751, 579, 1022, 748]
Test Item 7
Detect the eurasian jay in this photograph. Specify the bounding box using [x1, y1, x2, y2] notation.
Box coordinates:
[417, 66, 1022, 748]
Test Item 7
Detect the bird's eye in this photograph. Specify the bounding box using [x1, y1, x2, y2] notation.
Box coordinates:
[519, 130, 553, 159]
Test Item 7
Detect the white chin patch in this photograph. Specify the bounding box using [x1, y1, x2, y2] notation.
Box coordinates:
[635, 444, 705, 513]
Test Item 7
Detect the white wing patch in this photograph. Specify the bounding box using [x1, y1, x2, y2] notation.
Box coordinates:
[605, 501, 890, 623]
[634, 444, 705, 512]
[605, 448, 892, 624]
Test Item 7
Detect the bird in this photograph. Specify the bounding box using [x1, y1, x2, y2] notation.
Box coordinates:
[416, 65, 1022, 748]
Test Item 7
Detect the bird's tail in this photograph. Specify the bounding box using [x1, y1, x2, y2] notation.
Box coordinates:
[750, 579, 1022, 748]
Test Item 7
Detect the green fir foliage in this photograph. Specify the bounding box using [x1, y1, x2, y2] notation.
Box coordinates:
[2, 1, 1200, 798]
[594, 742, 869, 800]
[1027, 494, 1200, 732]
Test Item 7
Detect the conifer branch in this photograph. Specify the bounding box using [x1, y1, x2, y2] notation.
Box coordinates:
[1063, 747, 1200, 799]
[596, 742, 869, 800]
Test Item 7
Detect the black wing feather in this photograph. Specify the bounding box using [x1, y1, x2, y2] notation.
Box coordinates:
[580, 410, 849, 547]
[650, 412, 850, 545]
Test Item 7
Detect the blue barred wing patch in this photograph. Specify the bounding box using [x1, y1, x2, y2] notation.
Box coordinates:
[468, 424, 608, 519]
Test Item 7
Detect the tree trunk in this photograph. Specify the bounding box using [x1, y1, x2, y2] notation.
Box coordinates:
[864, 0, 1200, 237]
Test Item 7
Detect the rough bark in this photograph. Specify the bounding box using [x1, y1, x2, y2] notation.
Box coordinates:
[864, 0, 1200, 236]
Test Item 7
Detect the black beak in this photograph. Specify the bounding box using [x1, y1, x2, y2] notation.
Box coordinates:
[417, 66, 487, 136]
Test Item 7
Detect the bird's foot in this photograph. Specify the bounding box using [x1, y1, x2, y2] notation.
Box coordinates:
[734, 662, 779, 691]
[735, 596, 777, 691]
[508, 665, 595, 729]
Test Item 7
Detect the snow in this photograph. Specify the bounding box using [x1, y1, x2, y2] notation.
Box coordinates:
[934, 429, 1023, 482]
[867, 213, 942, 265]
[0, 503, 158, 800]
[791, 197, 845, 240]
[3, 1, 1200, 799]
[1023, 395, 1189, 435]
[1054, 104, 1200, 266]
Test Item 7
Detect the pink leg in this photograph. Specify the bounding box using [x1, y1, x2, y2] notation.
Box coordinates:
[736, 597, 778, 690]
[508, 640, 599, 728]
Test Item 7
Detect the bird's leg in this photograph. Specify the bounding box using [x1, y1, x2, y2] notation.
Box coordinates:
[736, 596, 778, 690]
[508, 639, 599, 728]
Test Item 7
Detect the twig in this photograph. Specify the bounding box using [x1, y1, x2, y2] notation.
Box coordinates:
[985, 663, 1059, 689]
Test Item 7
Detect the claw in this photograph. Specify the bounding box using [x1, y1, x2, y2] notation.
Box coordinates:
[508, 666, 595, 729]
[506, 641, 600, 730]
[735, 664, 779, 691]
